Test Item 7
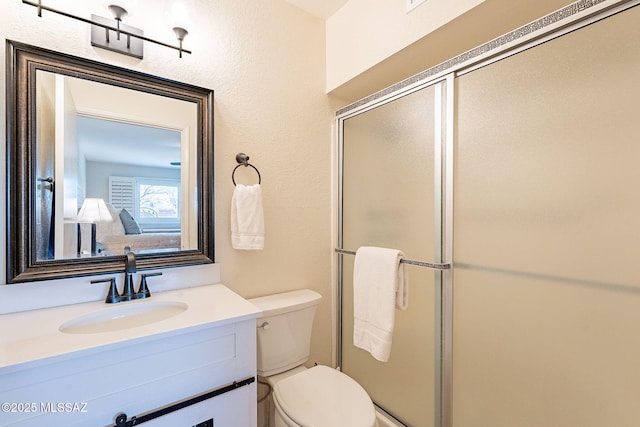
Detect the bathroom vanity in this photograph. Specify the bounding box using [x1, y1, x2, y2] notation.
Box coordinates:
[0, 284, 261, 427]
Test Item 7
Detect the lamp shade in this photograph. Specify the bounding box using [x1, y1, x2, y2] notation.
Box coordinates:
[105, 0, 136, 14]
[77, 198, 112, 222]
[166, 0, 192, 33]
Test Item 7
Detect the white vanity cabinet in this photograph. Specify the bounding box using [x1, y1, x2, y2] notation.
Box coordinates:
[0, 284, 261, 427]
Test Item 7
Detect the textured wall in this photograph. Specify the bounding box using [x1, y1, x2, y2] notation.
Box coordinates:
[0, 0, 334, 366]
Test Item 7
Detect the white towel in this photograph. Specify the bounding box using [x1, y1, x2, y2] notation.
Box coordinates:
[231, 184, 264, 250]
[353, 246, 408, 362]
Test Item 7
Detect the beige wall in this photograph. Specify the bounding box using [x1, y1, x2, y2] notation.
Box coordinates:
[326, 0, 484, 92]
[0, 0, 334, 366]
[327, 0, 580, 103]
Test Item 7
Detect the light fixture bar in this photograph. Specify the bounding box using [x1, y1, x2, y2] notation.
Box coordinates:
[23, 0, 192, 57]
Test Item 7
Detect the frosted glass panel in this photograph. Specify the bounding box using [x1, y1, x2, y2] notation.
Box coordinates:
[341, 85, 438, 426]
[454, 6, 640, 427]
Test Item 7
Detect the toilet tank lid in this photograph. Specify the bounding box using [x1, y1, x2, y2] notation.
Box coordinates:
[248, 289, 321, 317]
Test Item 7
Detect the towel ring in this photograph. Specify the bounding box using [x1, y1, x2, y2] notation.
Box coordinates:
[232, 153, 261, 186]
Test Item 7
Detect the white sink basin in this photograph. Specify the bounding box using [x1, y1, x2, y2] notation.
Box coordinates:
[59, 301, 188, 334]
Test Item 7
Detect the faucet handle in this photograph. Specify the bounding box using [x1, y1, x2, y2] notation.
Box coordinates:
[136, 272, 162, 299]
[91, 277, 121, 304]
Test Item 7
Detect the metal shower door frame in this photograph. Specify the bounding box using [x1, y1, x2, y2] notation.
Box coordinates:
[334, 74, 454, 427]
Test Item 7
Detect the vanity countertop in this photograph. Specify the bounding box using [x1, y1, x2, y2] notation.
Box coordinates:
[0, 284, 262, 371]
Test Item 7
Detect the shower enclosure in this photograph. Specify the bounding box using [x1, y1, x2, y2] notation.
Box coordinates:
[336, 1, 640, 426]
[338, 81, 452, 427]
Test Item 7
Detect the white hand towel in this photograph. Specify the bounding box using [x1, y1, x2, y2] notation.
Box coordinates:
[231, 184, 264, 250]
[353, 246, 408, 362]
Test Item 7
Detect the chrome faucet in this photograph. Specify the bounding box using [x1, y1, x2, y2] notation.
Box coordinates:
[121, 251, 137, 301]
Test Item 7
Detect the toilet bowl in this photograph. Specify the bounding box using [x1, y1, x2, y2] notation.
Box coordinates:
[249, 290, 377, 427]
[272, 365, 376, 427]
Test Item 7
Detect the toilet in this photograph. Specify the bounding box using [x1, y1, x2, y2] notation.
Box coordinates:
[249, 289, 377, 427]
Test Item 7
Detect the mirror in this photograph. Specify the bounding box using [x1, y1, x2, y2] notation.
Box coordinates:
[6, 40, 214, 283]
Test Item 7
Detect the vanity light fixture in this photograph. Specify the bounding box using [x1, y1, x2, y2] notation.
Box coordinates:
[22, 0, 192, 59]
[173, 27, 189, 59]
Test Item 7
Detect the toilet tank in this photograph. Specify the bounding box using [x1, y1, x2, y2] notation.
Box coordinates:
[249, 289, 322, 377]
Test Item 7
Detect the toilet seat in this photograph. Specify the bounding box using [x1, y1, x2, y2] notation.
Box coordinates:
[273, 365, 376, 427]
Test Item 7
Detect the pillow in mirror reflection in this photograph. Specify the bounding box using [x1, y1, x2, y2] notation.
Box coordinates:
[95, 204, 126, 242]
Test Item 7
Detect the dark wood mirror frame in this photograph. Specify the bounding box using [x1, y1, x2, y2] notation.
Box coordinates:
[6, 40, 214, 283]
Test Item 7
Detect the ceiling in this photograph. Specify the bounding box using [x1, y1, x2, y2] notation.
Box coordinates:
[283, 0, 349, 19]
[77, 116, 181, 169]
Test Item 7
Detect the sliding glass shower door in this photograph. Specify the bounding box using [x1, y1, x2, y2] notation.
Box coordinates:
[338, 3, 640, 427]
[452, 5, 640, 426]
[339, 82, 447, 427]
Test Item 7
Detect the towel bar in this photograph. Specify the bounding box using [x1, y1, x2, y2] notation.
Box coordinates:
[335, 248, 450, 270]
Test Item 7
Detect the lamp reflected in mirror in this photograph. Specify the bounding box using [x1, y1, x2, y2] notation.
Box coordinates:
[76, 198, 112, 256]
